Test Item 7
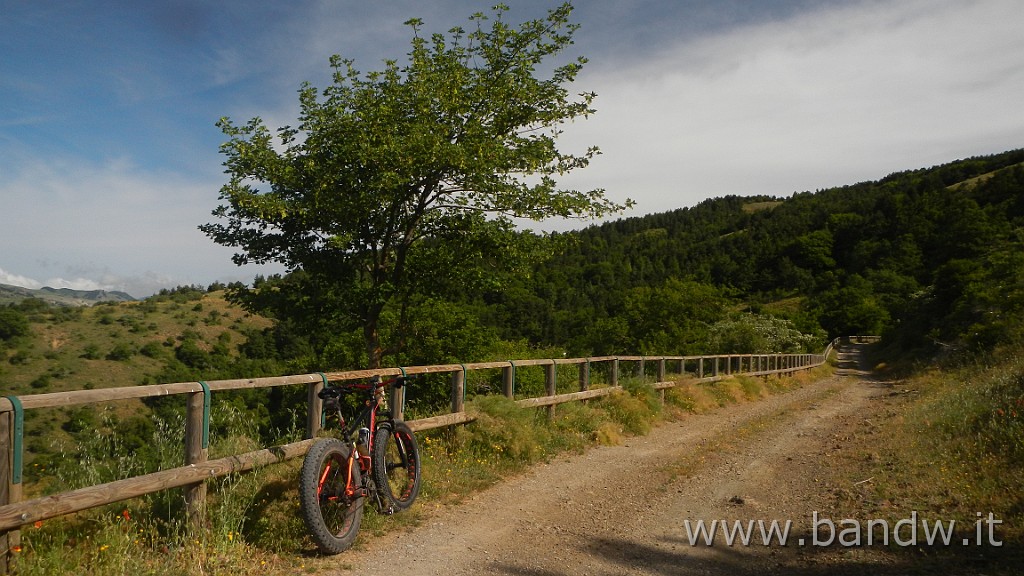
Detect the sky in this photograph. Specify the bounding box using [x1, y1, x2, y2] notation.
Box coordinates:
[2, 0, 1022, 298]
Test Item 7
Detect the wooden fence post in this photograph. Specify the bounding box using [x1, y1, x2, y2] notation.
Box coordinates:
[545, 362, 557, 420]
[656, 359, 667, 403]
[306, 376, 324, 439]
[578, 360, 590, 392]
[611, 359, 619, 387]
[184, 387, 209, 532]
[503, 363, 514, 399]
[391, 382, 405, 422]
[1, 406, 21, 574]
[451, 370, 465, 414]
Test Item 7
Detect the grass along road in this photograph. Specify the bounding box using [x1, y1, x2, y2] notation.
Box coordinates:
[320, 343, 955, 575]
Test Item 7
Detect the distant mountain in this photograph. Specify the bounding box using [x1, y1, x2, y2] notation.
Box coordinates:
[0, 283, 135, 306]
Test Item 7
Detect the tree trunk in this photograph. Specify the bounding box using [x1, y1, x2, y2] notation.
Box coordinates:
[364, 321, 383, 370]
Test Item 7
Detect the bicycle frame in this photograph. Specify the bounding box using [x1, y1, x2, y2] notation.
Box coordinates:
[319, 377, 402, 505]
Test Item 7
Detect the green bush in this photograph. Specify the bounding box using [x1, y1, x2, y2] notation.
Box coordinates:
[106, 342, 136, 361]
[598, 389, 655, 436]
[464, 395, 550, 463]
[29, 374, 51, 390]
[139, 341, 165, 359]
[0, 307, 29, 340]
[8, 348, 31, 365]
[927, 361, 1024, 467]
[81, 344, 102, 360]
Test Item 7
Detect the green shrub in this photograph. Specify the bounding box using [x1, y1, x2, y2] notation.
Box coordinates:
[549, 400, 605, 446]
[0, 307, 29, 340]
[29, 374, 51, 390]
[599, 389, 654, 436]
[736, 375, 765, 400]
[106, 342, 136, 361]
[464, 395, 549, 464]
[926, 361, 1024, 467]
[622, 379, 663, 415]
[81, 344, 102, 360]
[139, 341, 164, 358]
[8, 348, 31, 365]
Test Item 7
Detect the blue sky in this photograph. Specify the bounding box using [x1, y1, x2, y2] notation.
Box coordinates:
[2, 0, 1022, 297]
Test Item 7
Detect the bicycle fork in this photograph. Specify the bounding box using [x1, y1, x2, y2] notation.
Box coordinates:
[315, 452, 364, 503]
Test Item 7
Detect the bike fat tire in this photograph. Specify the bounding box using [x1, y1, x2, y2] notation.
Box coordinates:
[299, 438, 364, 554]
[371, 420, 421, 510]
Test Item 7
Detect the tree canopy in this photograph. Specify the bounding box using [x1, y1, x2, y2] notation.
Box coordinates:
[201, 3, 629, 368]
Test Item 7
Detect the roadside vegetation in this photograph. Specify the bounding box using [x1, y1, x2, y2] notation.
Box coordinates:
[825, 343, 1024, 570]
[12, 368, 827, 576]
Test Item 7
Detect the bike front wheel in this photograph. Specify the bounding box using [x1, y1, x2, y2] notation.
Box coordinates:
[299, 438, 364, 554]
[371, 420, 421, 511]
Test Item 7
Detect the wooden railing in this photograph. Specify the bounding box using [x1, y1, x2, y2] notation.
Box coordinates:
[0, 342, 845, 569]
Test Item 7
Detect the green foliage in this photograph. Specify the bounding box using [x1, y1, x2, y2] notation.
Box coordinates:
[0, 306, 29, 340]
[483, 149, 1024, 361]
[708, 313, 824, 353]
[202, 2, 629, 369]
[600, 388, 656, 436]
[81, 343, 103, 360]
[621, 279, 727, 355]
[917, 359, 1024, 468]
[106, 342, 136, 361]
[29, 373, 51, 390]
[139, 341, 165, 359]
[151, 285, 207, 303]
[464, 395, 551, 463]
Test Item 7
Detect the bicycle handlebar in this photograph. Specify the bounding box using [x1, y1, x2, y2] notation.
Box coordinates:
[317, 376, 406, 400]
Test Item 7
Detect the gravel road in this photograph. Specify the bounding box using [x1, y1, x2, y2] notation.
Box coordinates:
[323, 344, 889, 575]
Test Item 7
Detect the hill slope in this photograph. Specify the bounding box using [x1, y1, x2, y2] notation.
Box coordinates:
[0, 282, 135, 306]
[482, 148, 1024, 358]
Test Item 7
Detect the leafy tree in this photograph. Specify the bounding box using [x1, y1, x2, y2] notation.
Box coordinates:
[707, 314, 822, 354]
[202, 3, 629, 368]
[620, 279, 727, 355]
[105, 342, 136, 361]
[0, 307, 29, 341]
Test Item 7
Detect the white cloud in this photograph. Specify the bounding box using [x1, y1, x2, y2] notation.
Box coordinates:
[0, 268, 42, 289]
[550, 0, 1024, 219]
[43, 276, 111, 291]
[0, 155, 281, 297]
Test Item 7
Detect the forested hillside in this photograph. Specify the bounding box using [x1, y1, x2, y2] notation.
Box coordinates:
[478, 148, 1024, 359]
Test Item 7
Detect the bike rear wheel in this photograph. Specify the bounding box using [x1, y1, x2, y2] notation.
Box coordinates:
[299, 438, 364, 554]
[371, 420, 421, 511]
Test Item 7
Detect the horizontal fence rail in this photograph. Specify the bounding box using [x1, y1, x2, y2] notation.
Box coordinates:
[0, 339, 848, 567]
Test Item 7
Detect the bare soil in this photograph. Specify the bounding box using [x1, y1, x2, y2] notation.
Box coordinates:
[314, 344, 960, 575]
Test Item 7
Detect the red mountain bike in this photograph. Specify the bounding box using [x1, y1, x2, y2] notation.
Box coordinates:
[299, 376, 421, 554]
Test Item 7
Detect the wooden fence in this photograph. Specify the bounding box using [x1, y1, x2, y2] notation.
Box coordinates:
[0, 341, 841, 569]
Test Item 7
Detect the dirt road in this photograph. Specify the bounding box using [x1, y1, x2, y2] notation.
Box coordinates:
[327, 343, 893, 575]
